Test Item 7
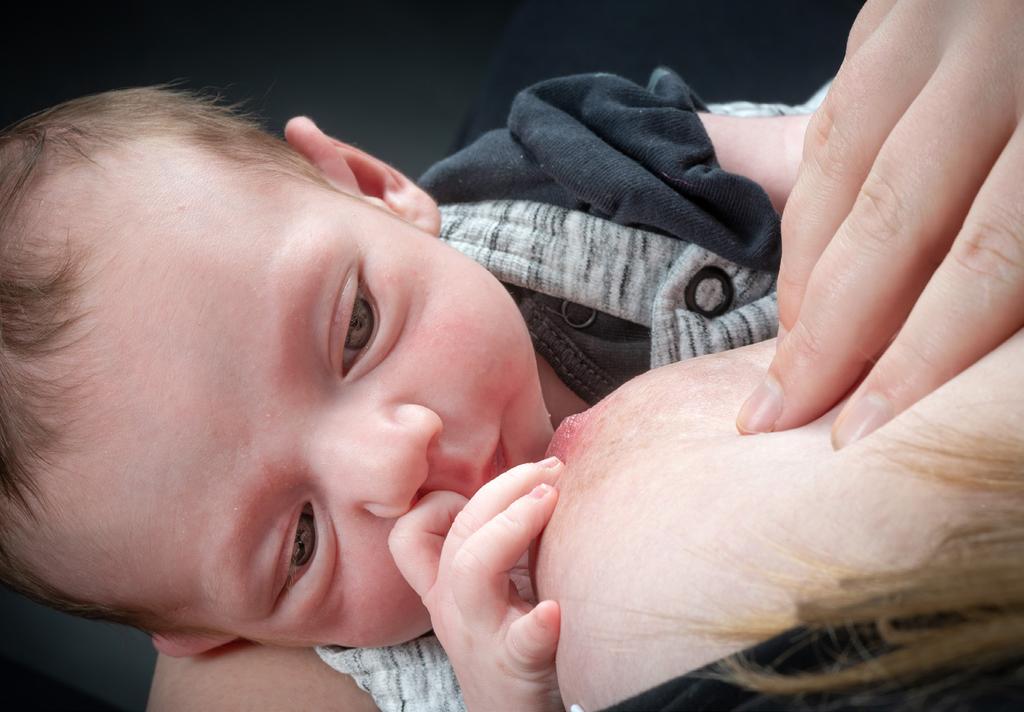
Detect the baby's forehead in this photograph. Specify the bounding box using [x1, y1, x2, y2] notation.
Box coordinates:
[4, 138, 341, 613]
[36, 144, 260, 246]
[23, 143, 187, 248]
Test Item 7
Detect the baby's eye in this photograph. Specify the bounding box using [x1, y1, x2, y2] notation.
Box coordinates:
[289, 505, 317, 581]
[343, 292, 375, 374]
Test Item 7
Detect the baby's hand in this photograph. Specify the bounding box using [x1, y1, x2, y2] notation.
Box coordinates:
[389, 458, 564, 712]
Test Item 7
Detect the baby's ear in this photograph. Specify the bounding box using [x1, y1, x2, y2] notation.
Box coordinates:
[285, 116, 441, 236]
[152, 630, 237, 657]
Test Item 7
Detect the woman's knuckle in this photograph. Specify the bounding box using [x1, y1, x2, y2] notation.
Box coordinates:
[807, 98, 836, 154]
[953, 207, 1024, 284]
[805, 99, 846, 182]
[847, 168, 906, 251]
[883, 334, 947, 386]
[775, 267, 805, 296]
[779, 198, 802, 245]
[784, 319, 828, 365]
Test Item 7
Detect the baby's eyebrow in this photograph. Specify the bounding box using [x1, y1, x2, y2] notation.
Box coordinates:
[264, 220, 347, 389]
[211, 501, 280, 621]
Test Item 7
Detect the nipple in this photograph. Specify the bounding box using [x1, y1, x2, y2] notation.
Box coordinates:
[545, 407, 594, 461]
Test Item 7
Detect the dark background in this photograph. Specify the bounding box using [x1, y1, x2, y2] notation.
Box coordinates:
[1, 1, 862, 709]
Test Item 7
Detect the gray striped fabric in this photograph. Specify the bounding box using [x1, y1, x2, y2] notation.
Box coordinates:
[317, 636, 463, 712]
[314, 86, 828, 712]
[439, 199, 779, 368]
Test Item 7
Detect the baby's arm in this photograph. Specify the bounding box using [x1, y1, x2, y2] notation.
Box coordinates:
[700, 112, 810, 213]
[389, 459, 564, 712]
[148, 643, 378, 711]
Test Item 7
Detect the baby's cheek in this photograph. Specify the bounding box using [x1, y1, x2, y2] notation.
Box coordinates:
[343, 562, 431, 647]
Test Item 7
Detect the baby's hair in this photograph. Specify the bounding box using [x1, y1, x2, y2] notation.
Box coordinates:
[0, 86, 326, 633]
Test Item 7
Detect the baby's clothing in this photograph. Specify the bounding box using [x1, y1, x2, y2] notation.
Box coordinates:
[422, 67, 808, 404]
[440, 199, 777, 402]
[317, 635, 463, 712]
[422, 68, 782, 273]
[315, 70, 826, 712]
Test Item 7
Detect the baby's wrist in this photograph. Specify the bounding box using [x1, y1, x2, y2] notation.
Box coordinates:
[698, 112, 810, 213]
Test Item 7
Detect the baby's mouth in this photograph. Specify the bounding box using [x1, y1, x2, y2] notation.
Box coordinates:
[415, 439, 507, 504]
[488, 439, 507, 482]
[498, 440, 508, 472]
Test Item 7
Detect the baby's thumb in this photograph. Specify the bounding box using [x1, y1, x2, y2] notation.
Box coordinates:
[507, 600, 561, 671]
[388, 490, 467, 597]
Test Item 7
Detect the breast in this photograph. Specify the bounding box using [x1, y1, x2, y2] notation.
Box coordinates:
[530, 336, 994, 711]
[533, 352, 783, 709]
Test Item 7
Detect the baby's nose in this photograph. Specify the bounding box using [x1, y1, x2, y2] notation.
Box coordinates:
[362, 404, 442, 519]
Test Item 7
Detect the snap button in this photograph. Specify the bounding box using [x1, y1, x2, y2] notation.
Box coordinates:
[684, 266, 734, 317]
[560, 300, 598, 329]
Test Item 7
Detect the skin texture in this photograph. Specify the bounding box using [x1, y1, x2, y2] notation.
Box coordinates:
[21, 138, 554, 653]
[739, 0, 1024, 449]
[148, 643, 377, 712]
[131, 110, 807, 709]
[0, 104, 800, 709]
[537, 332, 1023, 711]
[700, 113, 809, 214]
[389, 459, 564, 712]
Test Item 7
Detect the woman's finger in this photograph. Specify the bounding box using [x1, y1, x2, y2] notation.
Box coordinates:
[776, 0, 938, 334]
[741, 54, 1014, 434]
[832, 124, 1024, 449]
[388, 490, 467, 598]
[450, 481, 560, 631]
[843, 0, 898, 60]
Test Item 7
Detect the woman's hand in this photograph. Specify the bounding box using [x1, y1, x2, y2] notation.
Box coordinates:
[736, 0, 1024, 448]
[388, 458, 564, 712]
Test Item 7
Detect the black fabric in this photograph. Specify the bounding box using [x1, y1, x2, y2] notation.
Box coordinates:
[506, 287, 650, 404]
[421, 68, 781, 272]
[599, 626, 1024, 712]
[422, 67, 785, 402]
[454, 0, 865, 150]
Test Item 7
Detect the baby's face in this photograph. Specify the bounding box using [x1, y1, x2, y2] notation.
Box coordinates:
[29, 140, 552, 647]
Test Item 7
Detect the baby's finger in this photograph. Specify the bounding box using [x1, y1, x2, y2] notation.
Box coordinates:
[742, 59, 1014, 435]
[832, 125, 1024, 449]
[388, 490, 467, 598]
[441, 457, 562, 563]
[507, 600, 561, 673]
[450, 481, 559, 630]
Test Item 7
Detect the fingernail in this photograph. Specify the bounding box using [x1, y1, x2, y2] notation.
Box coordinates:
[537, 456, 562, 469]
[737, 375, 784, 434]
[531, 483, 552, 499]
[832, 392, 893, 450]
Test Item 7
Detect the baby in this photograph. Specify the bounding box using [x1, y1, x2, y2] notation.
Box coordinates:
[0, 78, 809, 710]
[0, 87, 557, 654]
